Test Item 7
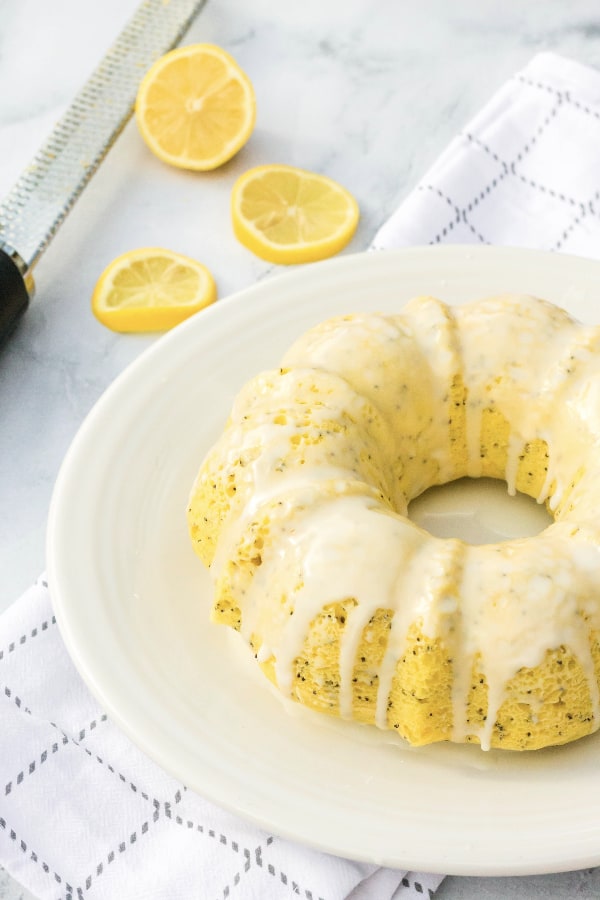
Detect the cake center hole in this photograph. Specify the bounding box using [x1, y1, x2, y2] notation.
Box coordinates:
[408, 477, 553, 545]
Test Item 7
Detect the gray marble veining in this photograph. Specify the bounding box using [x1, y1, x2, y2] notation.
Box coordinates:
[3, 1, 600, 897]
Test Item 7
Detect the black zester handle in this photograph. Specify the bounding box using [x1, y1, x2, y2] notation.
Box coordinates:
[0, 247, 30, 343]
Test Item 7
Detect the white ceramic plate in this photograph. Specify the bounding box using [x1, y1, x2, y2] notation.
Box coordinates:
[48, 246, 600, 876]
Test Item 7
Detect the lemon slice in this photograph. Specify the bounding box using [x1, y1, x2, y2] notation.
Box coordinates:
[231, 164, 359, 264]
[91, 248, 217, 333]
[135, 43, 256, 171]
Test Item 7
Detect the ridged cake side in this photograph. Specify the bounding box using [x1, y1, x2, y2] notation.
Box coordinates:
[187, 295, 600, 750]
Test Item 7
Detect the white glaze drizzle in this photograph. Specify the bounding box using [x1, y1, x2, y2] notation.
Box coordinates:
[504, 432, 522, 497]
[466, 405, 483, 479]
[202, 295, 600, 749]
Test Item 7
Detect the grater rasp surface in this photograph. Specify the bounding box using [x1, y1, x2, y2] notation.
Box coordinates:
[0, 0, 207, 275]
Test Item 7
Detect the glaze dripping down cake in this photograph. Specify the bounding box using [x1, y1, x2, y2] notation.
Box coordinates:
[187, 294, 600, 751]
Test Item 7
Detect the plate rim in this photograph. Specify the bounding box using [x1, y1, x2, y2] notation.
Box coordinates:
[47, 244, 600, 876]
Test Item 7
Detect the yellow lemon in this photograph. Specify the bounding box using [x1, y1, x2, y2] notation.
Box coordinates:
[91, 248, 217, 332]
[135, 44, 256, 171]
[231, 164, 359, 264]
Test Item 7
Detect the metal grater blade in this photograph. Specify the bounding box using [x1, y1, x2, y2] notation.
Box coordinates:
[0, 0, 207, 283]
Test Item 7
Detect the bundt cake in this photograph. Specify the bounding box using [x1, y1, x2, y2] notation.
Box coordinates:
[187, 294, 600, 751]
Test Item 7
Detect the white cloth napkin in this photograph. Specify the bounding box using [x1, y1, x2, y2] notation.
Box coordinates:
[373, 51, 600, 255]
[0, 578, 443, 900]
[3, 49, 600, 900]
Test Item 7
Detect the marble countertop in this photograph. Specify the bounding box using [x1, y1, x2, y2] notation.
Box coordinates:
[3, 1, 600, 897]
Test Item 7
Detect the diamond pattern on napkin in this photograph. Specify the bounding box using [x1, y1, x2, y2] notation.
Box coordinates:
[5, 47, 600, 900]
[0, 578, 443, 900]
[373, 52, 600, 257]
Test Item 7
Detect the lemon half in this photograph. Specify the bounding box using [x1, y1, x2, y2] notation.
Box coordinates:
[136, 44, 256, 171]
[231, 164, 359, 264]
[92, 247, 217, 333]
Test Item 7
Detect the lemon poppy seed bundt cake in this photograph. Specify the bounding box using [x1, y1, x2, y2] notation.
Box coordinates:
[187, 294, 600, 751]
